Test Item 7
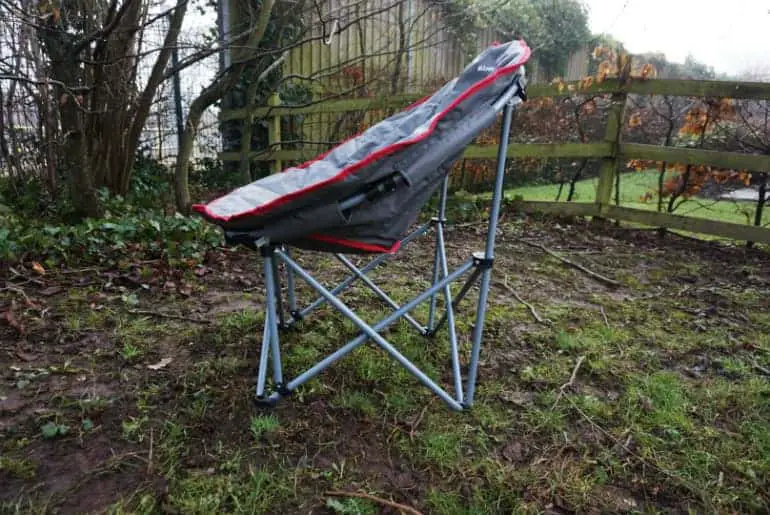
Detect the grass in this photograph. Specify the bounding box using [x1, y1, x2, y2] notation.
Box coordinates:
[504, 170, 766, 227]
[249, 414, 280, 440]
[2, 218, 770, 514]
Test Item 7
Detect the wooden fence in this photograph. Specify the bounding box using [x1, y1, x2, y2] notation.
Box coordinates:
[220, 77, 770, 245]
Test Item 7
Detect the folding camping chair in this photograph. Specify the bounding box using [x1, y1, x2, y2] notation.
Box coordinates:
[194, 40, 531, 411]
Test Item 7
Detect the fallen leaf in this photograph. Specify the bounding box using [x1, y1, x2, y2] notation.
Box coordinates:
[15, 351, 37, 362]
[40, 286, 63, 296]
[31, 262, 46, 276]
[24, 297, 41, 310]
[147, 358, 172, 370]
[2, 309, 24, 334]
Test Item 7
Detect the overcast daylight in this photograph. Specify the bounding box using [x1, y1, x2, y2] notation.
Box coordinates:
[584, 0, 770, 76]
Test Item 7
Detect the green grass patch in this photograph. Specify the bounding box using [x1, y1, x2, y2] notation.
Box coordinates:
[166, 465, 292, 514]
[333, 390, 378, 417]
[250, 414, 280, 440]
[0, 456, 37, 479]
[502, 170, 765, 228]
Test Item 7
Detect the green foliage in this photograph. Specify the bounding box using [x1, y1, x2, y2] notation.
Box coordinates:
[40, 421, 69, 439]
[0, 191, 223, 265]
[167, 465, 290, 513]
[0, 457, 37, 479]
[427, 189, 487, 222]
[531, 0, 591, 77]
[189, 157, 232, 191]
[0, 153, 177, 223]
[0, 178, 58, 219]
[129, 153, 174, 207]
[633, 51, 716, 80]
[449, 0, 590, 77]
[250, 414, 280, 440]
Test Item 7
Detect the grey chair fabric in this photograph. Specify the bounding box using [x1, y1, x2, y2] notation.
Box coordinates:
[193, 39, 531, 253]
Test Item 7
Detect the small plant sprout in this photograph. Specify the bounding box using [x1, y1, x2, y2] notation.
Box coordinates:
[250, 414, 280, 440]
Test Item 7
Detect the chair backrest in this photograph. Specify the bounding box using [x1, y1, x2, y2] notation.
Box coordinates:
[193, 39, 531, 240]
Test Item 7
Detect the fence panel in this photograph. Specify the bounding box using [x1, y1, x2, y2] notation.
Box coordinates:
[222, 50, 770, 245]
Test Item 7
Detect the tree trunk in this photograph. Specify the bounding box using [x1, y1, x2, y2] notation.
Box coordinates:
[176, 94, 211, 213]
[175, 0, 277, 213]
[123, 0, 188, 195]
[390, 1, 407, 95]
[0, 86, 10, 174]
[657, 162, 668, 212]
[667, 165, 691, 213]
[60, 96, 101, 218]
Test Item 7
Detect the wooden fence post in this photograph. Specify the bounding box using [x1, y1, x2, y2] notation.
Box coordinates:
[594, 58, 631, 218]
[594, 90, 628, 215]
[268, 92, 282, 174]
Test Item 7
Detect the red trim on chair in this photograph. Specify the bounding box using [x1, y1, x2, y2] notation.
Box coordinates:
[192, 41, 531, 223]
[307, 234, 402, 254]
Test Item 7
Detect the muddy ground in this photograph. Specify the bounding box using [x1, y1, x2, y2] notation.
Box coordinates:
[2, 217, 769, 514]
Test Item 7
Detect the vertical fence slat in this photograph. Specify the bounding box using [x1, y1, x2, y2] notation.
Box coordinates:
[595, 85, 629, 212]
[268, 92, 282, 174]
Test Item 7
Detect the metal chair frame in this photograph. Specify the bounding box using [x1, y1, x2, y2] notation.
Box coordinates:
[252, 82, 523, 411]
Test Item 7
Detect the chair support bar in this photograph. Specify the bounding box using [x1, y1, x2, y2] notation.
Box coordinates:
[253, 96, 519, 411]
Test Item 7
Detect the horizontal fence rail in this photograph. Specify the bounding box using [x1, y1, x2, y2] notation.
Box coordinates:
[511, 201, 770, 245]
[221, 76, 770, 245]
[221, 142, 770, 174]
[222, 77, 770, 122]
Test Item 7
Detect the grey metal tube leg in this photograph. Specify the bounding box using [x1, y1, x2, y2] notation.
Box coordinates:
[285, 247, 297, 315]
[299, 221, 433, 319]
[428, 176, 450, 329]
[274, 249, 474, 410]
[335, 254, 426, 334]
[263, 249, 284, 387]
[465, 100, 515, 406]
[271, 257, 286, 329]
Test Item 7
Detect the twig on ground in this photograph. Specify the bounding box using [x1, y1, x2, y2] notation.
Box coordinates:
[600, 306, 610, 328]
[453, 213, 506, 229]
[752, 360, 770, 376]
[325, 490, 424, 515]
[1, 284, 34, 305]
[518, 239, 622, 288]
[552, 355, 585, 410]
[147, 429, 154, 474]
[409, 405, 429, 442]
[7, 267, 45, 287]
[496, 276, 551, 326]
[127, 309, 211, 324]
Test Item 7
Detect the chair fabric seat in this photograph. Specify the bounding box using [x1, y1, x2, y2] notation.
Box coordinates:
[193, 40, 531, 253]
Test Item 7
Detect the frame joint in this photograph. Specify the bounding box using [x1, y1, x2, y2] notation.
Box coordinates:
[257, 237, 275, 256]
[472, 251, 493, 270]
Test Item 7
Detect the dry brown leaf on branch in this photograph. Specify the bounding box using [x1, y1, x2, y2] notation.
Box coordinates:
[2, 303, 25, 335]
[31, 262, 46, 276]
